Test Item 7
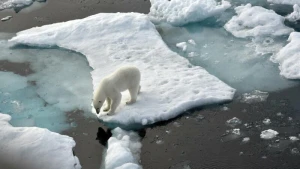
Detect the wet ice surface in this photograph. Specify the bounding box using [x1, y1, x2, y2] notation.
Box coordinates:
[157, 22, 298, 93]
[0, 35, 93, 132]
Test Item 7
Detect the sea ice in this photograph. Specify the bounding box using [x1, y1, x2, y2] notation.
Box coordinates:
[289, 136, 299, 141]
[10, 13, 235, 126]
[158, 23, 297, 92]
[103, 128, 142, 169]
[240, 90, 269, 103]
[176, 42, 187, 52]
[224, 4, 293, 38]
[267, 0, 300, 6]
[286, 4, 300, 22]
[0, 0, 45, 11]
[149, 0, 231, 26]
[0, 113, 81, 169]
[271, 32, 300, 79]
[226, 117, 242, 127]
[260, 129, 279, 139]
[263, 118, 271, 125]
[1, 16, 12, 21]
[232, 128, 241, 135]
[242, 137, 250, 143]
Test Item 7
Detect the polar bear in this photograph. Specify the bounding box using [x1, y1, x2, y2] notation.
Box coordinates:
[93, 66, 141, 114]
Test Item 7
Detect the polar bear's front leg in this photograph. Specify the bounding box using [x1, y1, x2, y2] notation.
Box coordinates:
[103, 98, 111, 112]
[108, 93, 122, 114]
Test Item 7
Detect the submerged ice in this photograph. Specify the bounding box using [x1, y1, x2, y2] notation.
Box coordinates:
[158, 23, 297, 92]
[0, 37, 93, 132]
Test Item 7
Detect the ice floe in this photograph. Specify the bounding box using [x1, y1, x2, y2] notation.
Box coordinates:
[271, 32, 300, 79]
[286, 4, 300, 22]
[263, 118, 271, 125]
[1, 16, 12, 21]
[224, 4, 293, 38]
[104, 128, 142, 169]
[240, 90, 269, 103]
[158, 22, 297, 92]
[289, 136, 299, 141]
[267, 0, 300, 6]
[0, 0, 44, 11]
[226, 117, 242, 127]
[242, 137, 250, 143]
[0, 113, 81, 169]
[149, 0, 231, 26]
[176, 42, 187, 52]
[260, 129, 279, 139]
[10, 13, 235, 126]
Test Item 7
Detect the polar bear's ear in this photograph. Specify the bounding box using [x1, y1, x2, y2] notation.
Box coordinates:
[99, 101, 102, 103]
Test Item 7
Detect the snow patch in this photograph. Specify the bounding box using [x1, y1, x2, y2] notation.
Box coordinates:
[149, 0, 231, 26]
[224, 4, 293, 38]
[0, 113, 81, 169]
[10, 13, 235, 126]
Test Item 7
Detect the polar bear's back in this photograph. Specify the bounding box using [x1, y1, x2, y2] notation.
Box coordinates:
[108, 66, 141, 92]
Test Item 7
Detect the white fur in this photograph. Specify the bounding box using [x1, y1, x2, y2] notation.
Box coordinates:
[93, 66, 141, 114]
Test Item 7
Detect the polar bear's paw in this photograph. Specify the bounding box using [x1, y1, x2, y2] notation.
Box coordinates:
[126, 99, 136, 105]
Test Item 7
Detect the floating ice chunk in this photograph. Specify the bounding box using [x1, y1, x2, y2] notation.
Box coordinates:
[241, 90, 269, 103]
[10, 13, 235, 126]
[242, 137, 250, 143]
[188, 52, 197, 57]
[176, 42, 187, 51]
[226, 117, 242, 127]
[267, 0, 300, 5]
[1, 16, 12, 21]
[286, 4, 300, 22]
[224, 4, 293, 38]
[0, 113, 81, 169]
[260, 129, 279, 139]
[149, 0, 231, 26]
[232, 128, 241, 135]
[188, 39, 196, 46]
[271, 32, 300, 79]
[291, 148, 300, 154]
[0, 0, 37, 11]
[263, 118, 271, 125]
[289, 136, 299, 141]
[104, 128, 142, 169]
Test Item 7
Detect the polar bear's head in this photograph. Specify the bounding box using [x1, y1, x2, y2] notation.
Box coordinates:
[93, 90, 106, 114]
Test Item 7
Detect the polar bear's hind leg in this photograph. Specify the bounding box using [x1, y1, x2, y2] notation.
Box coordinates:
[126, 85, 140, 105]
